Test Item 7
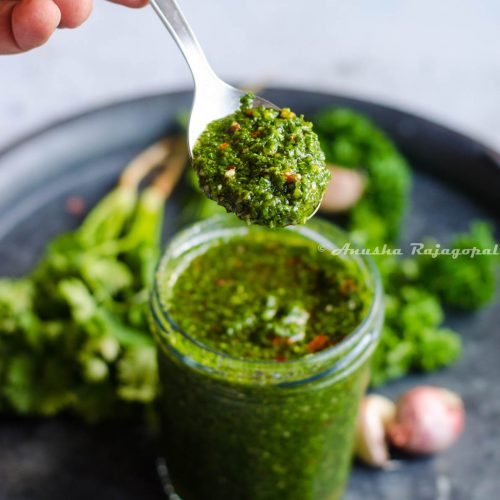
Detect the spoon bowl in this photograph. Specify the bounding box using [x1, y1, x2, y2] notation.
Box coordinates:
[188, 78, 278, 154]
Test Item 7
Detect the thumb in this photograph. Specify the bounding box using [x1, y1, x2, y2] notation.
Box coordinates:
[0, 0, 61, 55]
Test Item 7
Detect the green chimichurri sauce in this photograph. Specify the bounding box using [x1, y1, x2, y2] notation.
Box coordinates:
[169, 232, 370, 361]
[192, 94, 330, 227]
[151, 220, 380, 500]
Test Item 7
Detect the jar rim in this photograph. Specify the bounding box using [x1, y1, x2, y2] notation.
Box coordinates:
[151, 215, 383, 385]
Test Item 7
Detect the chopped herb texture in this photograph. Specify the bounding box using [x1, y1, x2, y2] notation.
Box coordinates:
[167, 229, 371, 361]
[192, 94, 330, 227]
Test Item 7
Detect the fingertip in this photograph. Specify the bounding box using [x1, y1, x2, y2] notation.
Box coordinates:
[129, 0, 149, 7]
[110, 0, 149, 9]
[12, 0, 61, 51]
[55, 0, 93, 29]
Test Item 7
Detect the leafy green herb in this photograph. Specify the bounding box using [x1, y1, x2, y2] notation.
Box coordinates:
[313, 108, 412, 244]
[0, 138, 186, 422]
[370, 256, 463, 386]
[416, 221, 498, 309]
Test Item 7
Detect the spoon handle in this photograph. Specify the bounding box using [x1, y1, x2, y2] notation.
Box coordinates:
[149, 0, 217, 84]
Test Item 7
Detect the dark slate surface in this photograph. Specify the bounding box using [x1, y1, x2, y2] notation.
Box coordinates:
[0, 89, 498, 500]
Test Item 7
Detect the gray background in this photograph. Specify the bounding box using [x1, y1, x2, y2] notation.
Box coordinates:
[0, 0, 499, 151]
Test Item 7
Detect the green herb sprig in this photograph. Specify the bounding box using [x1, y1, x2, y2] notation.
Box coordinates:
[0, 138, 186, 421]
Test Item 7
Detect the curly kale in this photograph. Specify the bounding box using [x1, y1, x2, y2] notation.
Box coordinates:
[370, 220, 498, 385]
[370, 256, 462, 386]
[416, 221, 498, 309]
[313, 108, 412, 245]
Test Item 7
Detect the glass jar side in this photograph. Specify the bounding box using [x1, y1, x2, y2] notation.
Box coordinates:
[150, 215, 384, 500]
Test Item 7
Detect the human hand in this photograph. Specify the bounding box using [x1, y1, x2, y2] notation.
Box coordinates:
[0, 0, 148, 55]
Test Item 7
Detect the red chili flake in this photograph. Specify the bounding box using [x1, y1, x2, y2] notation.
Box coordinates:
[271, 337, 287, 347]
[251, 130, 261, 138]
[245, 109, 254, 117]
[226, 165, 236, 171]
[65, 196, 86, 216]
[287, 256, 300, 266]
[219, 142, 230, 151]
[284, 172, 301, 183]
[307, 335, 329, 353]
[229, 122, 241, 132]
[339, 278, 357, 296]
[215, 278, 227, 286]
[275, 355, 287, 362]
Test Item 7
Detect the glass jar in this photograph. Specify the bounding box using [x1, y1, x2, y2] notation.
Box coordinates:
[150, 216, 383, 500]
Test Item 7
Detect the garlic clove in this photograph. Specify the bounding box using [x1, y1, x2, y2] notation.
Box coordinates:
[354, 394, 396, 468]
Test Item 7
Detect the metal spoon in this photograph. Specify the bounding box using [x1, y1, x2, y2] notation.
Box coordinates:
[149, 0, 279, 154]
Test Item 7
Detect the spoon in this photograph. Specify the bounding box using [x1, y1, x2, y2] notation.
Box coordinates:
[149, 0, 279, 154]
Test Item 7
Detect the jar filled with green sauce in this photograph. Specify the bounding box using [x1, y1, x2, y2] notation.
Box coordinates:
[150, 216, 383, 500]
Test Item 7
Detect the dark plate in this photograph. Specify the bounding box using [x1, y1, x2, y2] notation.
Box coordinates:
[0, 89, 499, 500]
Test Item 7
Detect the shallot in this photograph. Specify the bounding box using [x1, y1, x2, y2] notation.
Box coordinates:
[320, 165, 365, 213]
[387, 386, 465, 454]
